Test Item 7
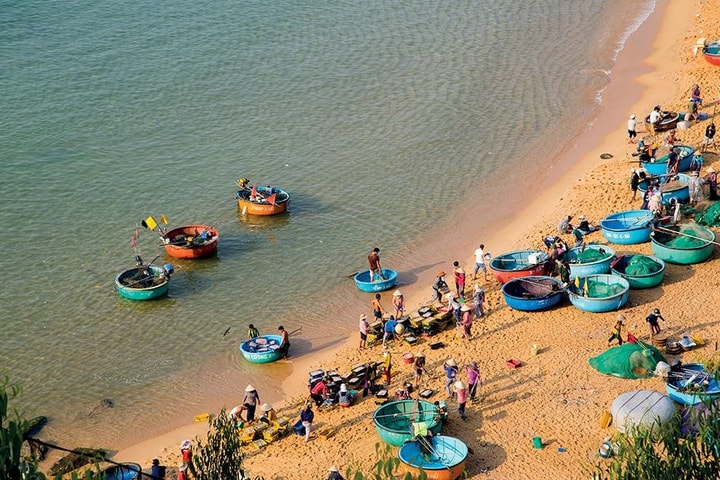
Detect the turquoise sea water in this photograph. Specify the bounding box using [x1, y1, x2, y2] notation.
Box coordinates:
[1, 0, 654, 450]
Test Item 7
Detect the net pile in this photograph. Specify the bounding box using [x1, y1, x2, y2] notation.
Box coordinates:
[573, 248, 612, 264]
[666, 226, 710, 248]
[586, 279, 625, 298]
[623, 255, 661, 276]
[694, 202, 720, 227]
[589, 342, 666, 379]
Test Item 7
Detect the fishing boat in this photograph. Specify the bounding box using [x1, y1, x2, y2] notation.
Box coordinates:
[239, 335, 284, 364]
[703, 41, 720, 67]
[489, 249, 548, 284]
[650, 223, 715, 264]
[644, 111, 681, 133]
[567, 274, 629, 313]
[398, 435, 468, 480]
[162, 224, 219, 259]
[115, 258, 174, 300]
[610, 254, 666, 289]
[95, 463, 143, 480]
[236, 182, 290, 216]
[666, 363, 720, 406]
[565, 244, 616, 280]
[501, 276, 565, 312]
[600, 210, 655, 245]
[637, 173, 691, 204]
[353, 269, 398, 292]
[641, 145, 695, 176]
[373, 400, 442, 446]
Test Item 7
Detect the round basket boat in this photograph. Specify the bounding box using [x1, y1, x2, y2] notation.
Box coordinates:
[398, 435, 468, 480]
[650, 224, 715, 264]
[600, 210, 655, 245]
[565, 244, 616, 280]
[666, 363, 720, 406]
[641, 145, 695, 175]
[101, 463, 143, 480]
[489, 249, 548, 284]
[373, 400, 442, 446]
[163, 224, 219, 259]
[115, 264, 173, 301]
[239, 335, 284, 364]
[501, 276, 565, 312]
[567, 274, 629, 313]
[637, 173, 691, 204]
[236, 185, 290, 216]
[610, 254, 666, 289]
[354, 269, 398, 292]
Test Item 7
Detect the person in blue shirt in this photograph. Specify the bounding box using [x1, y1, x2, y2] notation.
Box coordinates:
[383, 317, 398, 347]
[300, 403, 314, 443]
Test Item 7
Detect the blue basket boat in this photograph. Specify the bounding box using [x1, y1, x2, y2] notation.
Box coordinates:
[398, 435, 468, 480]
[641, 145, 695, 175]
[565, 244, 616, 280]
[610, 254, 666, 289]
[99, 463, 143, 480]
[373, 400, 442, 446]
[354, 269, 398, 292]
[239, 334, 284, 364]
[650, 224, 715, 264]
[567, 274, 629, 313]
[666, 363, 720, 406]
[600, 210, 655, 245]
[501, 276, 565, 311]
[637, 173, 691, 204]
[115, 264, 173, 301]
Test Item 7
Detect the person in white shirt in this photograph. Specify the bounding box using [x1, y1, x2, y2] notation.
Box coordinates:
[648, 106, 661, 135]
[473, 244, 489, 281]
[627, 114, 637, 143]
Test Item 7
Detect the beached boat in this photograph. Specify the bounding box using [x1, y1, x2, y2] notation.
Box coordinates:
[650, 224, 715, 264]
[600, 210, 655, 245]
[236, 184, 290, 216]
[501, 276, 565, 312]
[115, 260, 174, 300]
[610, 254, 665, 289]
[567, 274, 629, 313]
[398, 435, 468, 480]
[373, 400, 442, 446]
[162, 224, 219, 259]
[239, 334, 284, 364]
[666, 363, 720, 406]
[489, 249, 548, 284]
[644, 111, 681, 133]
[703, 41, 720, 67]
[637, 173, 691, 204]
[565, 244, 616, 280]
[353, 269, 398, 292]
[641, 145, 695, 176]
[95, 463, 143, 480]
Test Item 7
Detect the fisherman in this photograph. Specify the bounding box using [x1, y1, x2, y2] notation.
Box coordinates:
[649, 106, 662, 135]
[608, 314, 625, 347]
[367, 247, 382, 282]
[646, 308, 666, 337]
[432, 271, 449, 304]
[247, 324, 260, 340]
[278, 325, 290, 360]
[557, 215, 574, 234]
[453, 261, 466, 297]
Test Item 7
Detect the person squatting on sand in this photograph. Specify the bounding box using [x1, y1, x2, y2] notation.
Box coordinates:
[432, 271, 449, 303]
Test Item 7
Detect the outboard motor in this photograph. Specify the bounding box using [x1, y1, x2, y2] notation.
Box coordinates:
[163, 264, 174, 276]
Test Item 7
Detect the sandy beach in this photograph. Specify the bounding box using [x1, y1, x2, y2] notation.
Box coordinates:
[105, 1, 720, 478]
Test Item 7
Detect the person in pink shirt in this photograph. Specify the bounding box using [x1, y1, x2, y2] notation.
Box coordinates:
[454, 380, 468, 420]
[460, 305, 473, 340]
[465, 362, 481, 401]
[453, 261, 466, 297]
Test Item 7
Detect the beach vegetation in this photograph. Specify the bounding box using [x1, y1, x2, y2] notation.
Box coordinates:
[592, 403, 720, 479]
[343, 442, 434, 480]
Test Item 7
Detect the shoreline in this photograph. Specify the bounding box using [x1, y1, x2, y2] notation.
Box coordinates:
[113, 0, 720, 477]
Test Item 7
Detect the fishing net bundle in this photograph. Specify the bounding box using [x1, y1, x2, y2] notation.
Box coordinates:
[584, 279, 625, 298]
[570, 248, 612, 264]
[589, 342, 667, 379]
[623, 255, 662, 276]
[666, 225, 711, 248]
[694, 202, 720, 227]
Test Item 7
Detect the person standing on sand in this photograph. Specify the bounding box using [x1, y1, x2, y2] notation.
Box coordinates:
[705, 167, 718, 200]
[327, 466, 345, 480]
[454, 380, 468, 420]
[392, 289, 405, 318]
[358, 314, 368, 349]
[443, 359, 458, 398]
[649, 106, 661, 135]
[300, 403, 314, 443]
[180, 439, 196, 476]
[630, 169, 641, 202]
[371, 293, 385, 322]
[432, 271, 449, 304]
[556, 259, 570, 286]
[447, 292, 461, 326]
[702, 122, 716, 153]
[278, 325, 290, 359]
[367, 247, 382, 282]
[382, 351, 392, 385]
[608, 314, 625, 346]
[473, 244, 489, 281]
[688, 171, 703, 206]
[627, 114, 637, 143]
[473, 284, 485, 319]
[453, 261, 466, 297]
[465, 362, 481, 401]
[646, 308, 666, 337]
[460, 304, 473, 340]
[243, 385, 260, 422]
[413, 352, 428, 389]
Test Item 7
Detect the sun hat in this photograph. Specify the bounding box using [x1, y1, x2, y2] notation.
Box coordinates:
[180, 439, 192, 450]
[474, 284, 483, 292]
[446, 358, 458, 367]
[245, 384, 256, 392]
[460, 305, 471, 312]
[653, 308, 660, 314]
[340, 384, 348, 393]
[393, 289, 403, 297]
[329, 466, 340, 472]
[261, 403, 273, 412]
[617, 314, 625, 323]
[630, 114, 636, 119]
[437, 270, 446, 276]
[359, 314, 367, 320]
[578, 215, 586, 221]
[416, 352, 425, 358]
[454, 380, 466, 389]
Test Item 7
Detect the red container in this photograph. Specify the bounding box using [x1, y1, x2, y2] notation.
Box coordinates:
[506, 359, 521, 369]
[402, 353, 415, 364]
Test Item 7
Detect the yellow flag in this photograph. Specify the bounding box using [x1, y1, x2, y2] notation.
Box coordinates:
[574, 276, 580, 289]
[584, 279, 589, 296]
[144, 216, 158, 230]
[159, 215, 168, 225]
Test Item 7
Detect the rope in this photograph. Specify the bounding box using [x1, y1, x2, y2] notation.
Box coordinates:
[654, 225, 720, 247]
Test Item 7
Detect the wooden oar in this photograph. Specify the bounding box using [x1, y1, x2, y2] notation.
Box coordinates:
[654, 225, 720, 247]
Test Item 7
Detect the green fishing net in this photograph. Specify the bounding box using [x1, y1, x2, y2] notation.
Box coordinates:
[571, 248, 612, 264]
[589, 342, 666, 379]
[585, 279, 625, 298]
[666, 226, 711, 248]
[695, 202, 720, 227]
[624, 255, 661, 276]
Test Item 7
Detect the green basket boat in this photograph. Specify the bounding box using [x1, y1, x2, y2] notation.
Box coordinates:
[610, 254, 666, 289]
[650, 224, 715, 265]
[373, 400, 442, 446]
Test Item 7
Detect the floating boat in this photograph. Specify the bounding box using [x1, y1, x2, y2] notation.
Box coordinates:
[162, 224, 219, 259]
[236, 184, 290, 216]
[373, 400, 442, 446]
[398, 435, 468, 480]
[641, 145, 695, 176]
[703, 41, 720, 67]
[567, 274, 629, 313]
[501, 276, 565, 311]
[644, 111, 681, 133]
[115, 259, 174, 300]
[637, 173, 691, 204]
[610, 254, 666, 289]
[489, 249, 548, 284]
[239, 334, 284, 364]
[565, 244, 616, 280]
[666, 363, 720, 406]
[650, 224, 715, 264]
[353, 269, 398, 292]
[600, 210, 655, 245]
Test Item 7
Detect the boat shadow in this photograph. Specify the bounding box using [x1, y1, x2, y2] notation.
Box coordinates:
[396, 262, 447, 288]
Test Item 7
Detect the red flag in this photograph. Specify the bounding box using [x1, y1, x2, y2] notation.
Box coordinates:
[265, 193, 277, 206]
[131, 238, 136, 247]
